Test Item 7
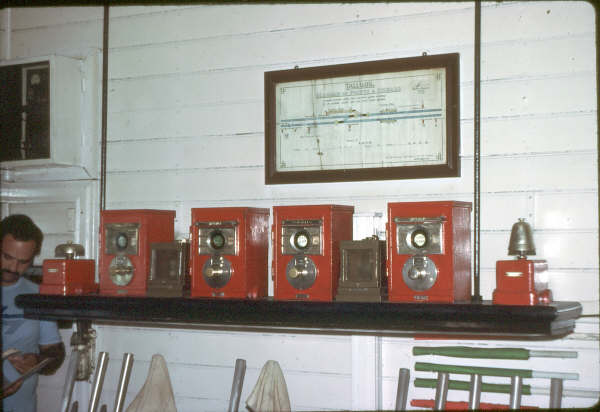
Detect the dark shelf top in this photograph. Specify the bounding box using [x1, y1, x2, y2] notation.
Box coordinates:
[15, 294, 582, 339]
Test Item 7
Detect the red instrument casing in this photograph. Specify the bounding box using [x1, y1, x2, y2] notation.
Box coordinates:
[40, 259, 97, 295]
[190, 207, 270, 299]
[493, 259, 552, 305]
[387, 201, 472, 303]
[99, 209, 175, 296]
[273, 204, 354, 301]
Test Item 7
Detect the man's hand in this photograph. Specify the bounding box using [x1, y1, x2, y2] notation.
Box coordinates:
[6, 342, 65, 378]
[6, 352, 39, 375]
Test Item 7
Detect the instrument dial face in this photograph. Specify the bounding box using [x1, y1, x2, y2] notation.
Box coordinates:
[116, 233, 129, 250]
[209, 230, 226, 250]
[411, 229, 428, 249]
[292, 230, 311, 251]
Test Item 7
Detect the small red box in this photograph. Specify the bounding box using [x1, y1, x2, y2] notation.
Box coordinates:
[493, 259, 552, 305]
[40, 259, 97, 295]
[272, 204, 354, 302]
[387, 201, 472, 303]
[190, 207, 270, 299]
[99, 209, 175, 296]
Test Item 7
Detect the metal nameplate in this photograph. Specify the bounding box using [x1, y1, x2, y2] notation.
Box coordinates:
[195, 220, 239, 228]
[282, 219, 322, 227]
[394, 217, 446, 224]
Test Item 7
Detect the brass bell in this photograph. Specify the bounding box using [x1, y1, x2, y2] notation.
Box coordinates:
[55, 241, 85, 260]
[508, 218, 536, 258]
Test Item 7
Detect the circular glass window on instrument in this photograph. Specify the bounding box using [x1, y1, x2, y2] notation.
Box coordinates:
[115, 232, 129, 251]
[292, 230, 311, 251]
[411, 229, 429, 249]
[109, 255, 134, 286]
[209, 230, 226, 250]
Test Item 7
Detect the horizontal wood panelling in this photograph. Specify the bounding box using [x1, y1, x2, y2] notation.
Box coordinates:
[107, 133, 263, 171]
[462, 112, 597, 156]
[3, 3, 597, 411]
[462, 75, 596, 120]
[94, 325, 354, 409]
[9, 19, 102, 59]
[107, 3, 471, 49]
[105, 78, 595, 155]
[534, 192, 599, 229]
[95, 326, 352, 374]
[106, 154, 597, 204]
[10, 7, 102, 29]
[105, 34, 594, 109]
[481, 2, 594, 42]
[480, 231, 598, 269]
[107, 101, 263, 143]
[548, 270, 600, 307]
[107, 12, 474, 79]
[107, 70, 265, 113]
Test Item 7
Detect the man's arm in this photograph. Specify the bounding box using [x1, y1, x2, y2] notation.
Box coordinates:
[6, 342, 65, 377]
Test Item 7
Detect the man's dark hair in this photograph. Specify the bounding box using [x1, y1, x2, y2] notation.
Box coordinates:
[0, 214, 43, 255]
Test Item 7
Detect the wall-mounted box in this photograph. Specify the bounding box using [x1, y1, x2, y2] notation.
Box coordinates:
[1, 55, 83, 169]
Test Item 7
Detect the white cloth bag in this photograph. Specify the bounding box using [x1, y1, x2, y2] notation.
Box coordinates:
[246, 360, 291, 412]
[125, 354, 177, 412]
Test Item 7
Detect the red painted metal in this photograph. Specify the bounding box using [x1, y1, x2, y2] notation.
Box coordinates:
[99, 209, 175, 296]
[493, 259, 552, 305]
[387, 201, 472, 303]
[40, 259, 97, 295]
[272, 204, 354, 301]
[189, 207, 270, 299]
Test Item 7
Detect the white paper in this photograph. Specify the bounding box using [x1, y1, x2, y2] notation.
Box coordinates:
[275, 68, 447, 172]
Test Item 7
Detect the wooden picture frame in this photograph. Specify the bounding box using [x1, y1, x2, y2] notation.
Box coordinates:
[264, 53, 460, 184]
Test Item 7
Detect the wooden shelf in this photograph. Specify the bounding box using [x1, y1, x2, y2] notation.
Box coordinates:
[16, 294, 582, 339]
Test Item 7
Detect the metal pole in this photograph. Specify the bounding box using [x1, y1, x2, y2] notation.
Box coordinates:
[60, 350, 81, 412]
[227, 359, 247, 412]
[509, 375, 523, 409]
[468, 373, 482, 410]
[113, 353, 134, 412]
[100, 3, 109, 211]
[395, 368, 410, 411]
[434, 372, 449, 410]
[472, 0, 482, 303]
[88, 352, 109, 412]
[550, 378, 564, 409]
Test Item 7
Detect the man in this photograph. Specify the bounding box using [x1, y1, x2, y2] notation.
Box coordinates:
[2, 214, 65, 412]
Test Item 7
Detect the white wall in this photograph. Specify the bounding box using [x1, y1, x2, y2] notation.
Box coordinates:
[1, 2, 598, 411]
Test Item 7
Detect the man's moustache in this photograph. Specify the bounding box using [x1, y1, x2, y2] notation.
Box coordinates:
[1, 269, 19, 277]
